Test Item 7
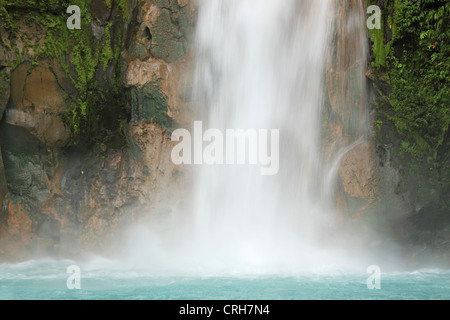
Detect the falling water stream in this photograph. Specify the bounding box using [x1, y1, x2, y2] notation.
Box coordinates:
[120, 0, 379, 273]
[191, 0, 337, 271]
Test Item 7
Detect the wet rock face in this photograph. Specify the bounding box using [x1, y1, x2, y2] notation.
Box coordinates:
[0, 123, 188, 259]
[338, 141, 379, 201]
[6, 61, 73, 147]
[0, 43, 12, 206]
[0, 0, 195, 260]
[0, 87, 8, 206]
[0, 78, 9, 121]
[77, 123, 188, 251]
[125, 0, 195, 128]
[127, 0, 195, 62]
[323, 0, 379, 218]
[0, 153, 6, 209]
[91, 0, 112, 23]
[0, 201, 33, 261]
[0, 58, 73, 241]
[126, 56, 193, 127]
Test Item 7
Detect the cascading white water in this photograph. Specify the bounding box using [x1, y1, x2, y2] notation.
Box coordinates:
[191, 0, 340, 272]
[123, 0, 377, 274]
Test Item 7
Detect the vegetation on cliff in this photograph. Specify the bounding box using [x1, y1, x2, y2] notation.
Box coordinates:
[0, 0, 130, 145]
[370, 0, 449, 154]
[369, 0, 449, 242]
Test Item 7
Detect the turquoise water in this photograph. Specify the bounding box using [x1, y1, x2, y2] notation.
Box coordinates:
[0, 259, 448, 300]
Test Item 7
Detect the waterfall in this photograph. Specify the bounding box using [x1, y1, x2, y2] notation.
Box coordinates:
[124, 0, 374, 274]
[190, 0, 344, 272]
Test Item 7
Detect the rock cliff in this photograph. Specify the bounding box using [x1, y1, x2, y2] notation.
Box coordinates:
[0, 0, 194, 260]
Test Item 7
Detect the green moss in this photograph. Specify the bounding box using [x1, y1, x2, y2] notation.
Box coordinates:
[370, 28, 390, 68]
[100, 23, 113, 70]
[371, 0, 449, 157]
[1, 0, 67, 11]
[388, 0, 449, 158]
[371, 0, 450, 209]
[368, 0, 394, 68]
[117, 0, 127, 16]
[375, 120, 383, 134]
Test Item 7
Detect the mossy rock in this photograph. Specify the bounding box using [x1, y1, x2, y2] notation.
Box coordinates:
[0, 123, 52, 212]
[151, 9, 187, 63]
[130, 82, 174, 130]
[2, 0, 66, 12]
[150, 1, 192, 63]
